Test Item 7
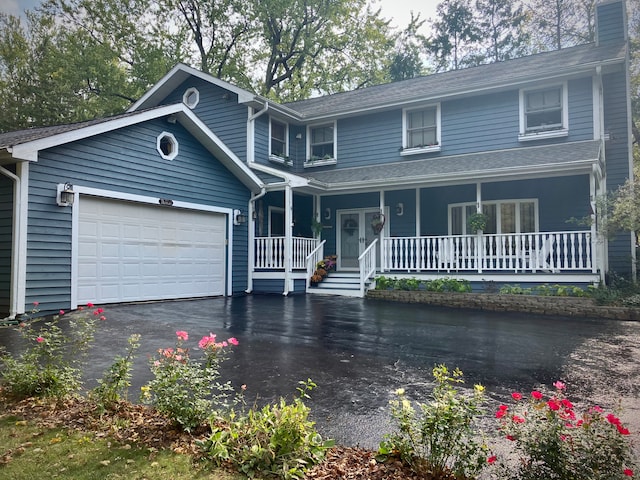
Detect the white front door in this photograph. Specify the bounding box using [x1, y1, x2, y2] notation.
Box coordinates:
[337, 209, 386, 270]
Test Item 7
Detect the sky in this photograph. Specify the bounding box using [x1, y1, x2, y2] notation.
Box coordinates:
[1, 0, 440, 30]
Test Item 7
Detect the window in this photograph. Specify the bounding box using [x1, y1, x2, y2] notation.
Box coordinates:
[402, 105, 441, 155]
[183, 87, 199, 109]
[519, 84, 568, 140]
[449, 200, 538, 235]
[157, 132, 178, 160]
[305, 122, 336, 167]
[270, 119, 288, 160]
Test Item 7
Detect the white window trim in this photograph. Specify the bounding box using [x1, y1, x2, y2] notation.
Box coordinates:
[183, 87, 200, 109]
[156, 131, 178, 160]
[448, 199, 539, 235]
[401, 103, 441, 156]
[269, 118, 290, 164]
[304, 121, 337, 167]
[518, 82, 569, 142]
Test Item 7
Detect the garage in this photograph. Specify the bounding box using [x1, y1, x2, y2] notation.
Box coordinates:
[77, 196, 227, 304]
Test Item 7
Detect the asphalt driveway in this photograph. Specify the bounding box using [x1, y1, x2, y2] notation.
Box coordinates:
[2, 295, 640, 450]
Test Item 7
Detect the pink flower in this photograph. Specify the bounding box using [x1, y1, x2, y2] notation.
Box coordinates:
[87, 302, 94, 308]
[228, 337, 239, 346]
[624, 468, 634, 477]
[591, 405, 604, 413]
[33, 301, 39, 306]
[36, 336, 44, 343]
[553, 380, 566, 390]
[496, 409, 507, 419]
[511, 392, 523, 401]
[176, 330, 189, 341]
[607, 414, 621, 426]
[498, 404, 508, 411]
[487, 455, 497, 464]
[199, 333, 217, 349]
[59, 310, 65, 315]
[531, 390, 543, 400]
[93, 307, 104, 315]
[100, 315, 106, 321]
[512, 415, 525, 424]
[547, 400, 560, 411]
[561, 398, 573, 409]
[153, 360, 160, 367]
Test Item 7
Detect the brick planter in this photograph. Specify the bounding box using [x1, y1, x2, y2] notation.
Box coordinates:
[366, 290, 640, 321]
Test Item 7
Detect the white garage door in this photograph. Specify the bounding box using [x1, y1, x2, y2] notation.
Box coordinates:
[77, 196, 226, 304]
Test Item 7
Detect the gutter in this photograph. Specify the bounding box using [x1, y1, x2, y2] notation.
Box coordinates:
[247, 102, 269, 166]
[246, 187, 267, 294]
[0, 164, 24, 319]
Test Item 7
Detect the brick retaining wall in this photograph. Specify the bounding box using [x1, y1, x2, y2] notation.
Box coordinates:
[366, 290, 640, 321]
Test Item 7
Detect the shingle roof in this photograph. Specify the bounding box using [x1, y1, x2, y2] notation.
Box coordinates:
[301, 140, 601, 189]
[283, 43, 626, 119]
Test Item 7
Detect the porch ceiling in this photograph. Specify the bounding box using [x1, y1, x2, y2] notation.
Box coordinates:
[300, 140, 601, 193]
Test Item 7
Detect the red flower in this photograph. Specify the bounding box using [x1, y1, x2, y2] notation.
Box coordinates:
[487, 455, 497, 464]
[59, 310, 65, 315]
[512, 415, 525, 424]
[496, 409, 507, 419]
[511, 392, 523, 401]
[531, 390, 543, 400]
[506, 435, 516, 441]
[607, 414, 621, 426]
[87, 302, 94, 308]
[624, 468, 634, 477]
[617, 424, 631, 435]
[547, 400, 560, 411]
[228, 337, 239, 346]
[36, 336, 44, 343]
[561, 398, 573, 409]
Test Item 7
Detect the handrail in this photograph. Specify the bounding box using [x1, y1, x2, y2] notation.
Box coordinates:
[358, 239, 378, 296]
[306, 240, 326, 290]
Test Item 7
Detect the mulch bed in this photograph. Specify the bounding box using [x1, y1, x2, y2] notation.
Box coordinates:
[0, 394, 452, 479]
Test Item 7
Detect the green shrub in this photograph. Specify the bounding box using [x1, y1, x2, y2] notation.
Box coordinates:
[378, 365, 489, 478]
[91, 333, 140, 409]
[200, 380, 333, 479]
[142, 331, 239, 432]
[0, 303, 102, 400]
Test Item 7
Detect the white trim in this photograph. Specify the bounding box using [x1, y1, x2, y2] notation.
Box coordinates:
[183, 87, 200, 109]
[69, 185, 235, 308]
[448, 198, 540, 235]
[593, 68, 603, 140]
[269, 117, 289, 160]
[336, 206, 389, 271]
[518, 82, 569, 139]
[402, 103, 441, 152]
[305, 121, 337, 166]
[156, 131, 179, 160]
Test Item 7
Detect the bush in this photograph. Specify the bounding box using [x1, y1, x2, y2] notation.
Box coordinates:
[0, 303, 103, 400]
[91, 333, 140, 409]
[200, 380, 333, 479]
[142, 330, 239, 432]
[492, 381, 637, 479]
[378, 365, 490, 478]
[374, 276, 472, 293]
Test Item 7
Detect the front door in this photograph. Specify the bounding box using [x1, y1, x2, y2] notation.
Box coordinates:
[338, 209, 385, 270]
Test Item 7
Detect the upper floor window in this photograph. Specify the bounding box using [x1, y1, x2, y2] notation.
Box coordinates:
[157, 132, 178, 160]
[402, 104, 441, 155]
[449, 200, 538, 235]
[519, 84, 568, 141]
[269, 119, 288, 162]
[305, 122, 337, 167]
[183, 87, 200, 109]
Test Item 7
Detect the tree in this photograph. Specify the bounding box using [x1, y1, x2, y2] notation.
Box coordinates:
[388, 12, 428, 82]
[525, 0, 595, 51]
[427, 0, 481, 71]
[471, 0, 530, 64]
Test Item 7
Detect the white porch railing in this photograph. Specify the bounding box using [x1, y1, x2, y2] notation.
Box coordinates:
[382, 231, 595, 273]
[358, 239, 378, 296]
[255, 237, 319, 270]
[306, 240, 326, 290]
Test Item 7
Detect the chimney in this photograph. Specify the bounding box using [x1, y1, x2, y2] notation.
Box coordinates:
[596, 0, 627, 46]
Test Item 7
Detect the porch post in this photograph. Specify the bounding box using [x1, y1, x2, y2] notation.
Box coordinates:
[380, 190, 385, 272]
[283, 184, 293, 295]
[590, 170, 603, 279]
[476, 182, 483, 273]
[415, 188, 421, 237]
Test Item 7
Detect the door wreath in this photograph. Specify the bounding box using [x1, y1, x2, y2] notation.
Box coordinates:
[371, 213, 385, 235]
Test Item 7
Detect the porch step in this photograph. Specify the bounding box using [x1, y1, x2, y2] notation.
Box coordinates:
[307, 272, 372, 298]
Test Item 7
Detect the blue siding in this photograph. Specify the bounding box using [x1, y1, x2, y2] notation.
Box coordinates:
[568, 78, 595, 140]
[385, 189, 416, 237]
[26, 118, 252, 312]
[162, 78, 249, 161]
[0, 173, 13, 316]
[420, 185, 476, 235]
[603, 69, 633, 274]
[252, 279, 285, 294]
[597, 1, 626, 45]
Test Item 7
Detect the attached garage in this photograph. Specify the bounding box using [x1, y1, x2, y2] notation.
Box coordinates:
[77, 195, 227, 304]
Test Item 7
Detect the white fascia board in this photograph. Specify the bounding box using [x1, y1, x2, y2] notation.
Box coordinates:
[10, 104, 186, 162]
[129, 63, 256, 112]
[249, 162, 309, 188]
[177, 108, 263, 192]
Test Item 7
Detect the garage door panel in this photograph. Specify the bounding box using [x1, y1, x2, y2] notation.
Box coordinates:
[78, 196, 227, 304]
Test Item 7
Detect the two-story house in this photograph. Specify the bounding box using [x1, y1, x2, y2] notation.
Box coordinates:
[0, 0, 632, 316]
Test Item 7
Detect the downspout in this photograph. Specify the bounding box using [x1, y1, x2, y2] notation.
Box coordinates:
[246, 187, 267, 293]
[283, 183, 293, 295]
[0, 164, 24, 318]
[247, 102, 269, 166]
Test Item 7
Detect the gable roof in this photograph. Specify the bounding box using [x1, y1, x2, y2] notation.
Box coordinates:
[0, 103, 263, 193]
[283, 43, 626, 120]
[300, 140, 602, 192]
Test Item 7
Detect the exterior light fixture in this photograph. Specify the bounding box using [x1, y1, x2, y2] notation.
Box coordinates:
[324, 207, 331, 220]
[57, 182, 75, 207]
[396, 202, 404, 216]
[234, 209, 247, 225]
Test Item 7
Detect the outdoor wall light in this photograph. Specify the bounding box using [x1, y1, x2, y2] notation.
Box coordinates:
[324, 207, 331, 220]
[234, 209, 247, 225]
[57, 182, 75, 207]
[396, 202, 404, 216]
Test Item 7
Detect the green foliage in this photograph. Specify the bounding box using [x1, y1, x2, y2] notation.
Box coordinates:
[200, 380, 334, 479]
[492, 381, 637, 479]
[91, 333, 140, 409]
[374, 276, 472, 293]
[142, 331, 239, 432]
[499, 283, 589, 297]
[0, 304, 102, 400]
[378, 365, 489, 478]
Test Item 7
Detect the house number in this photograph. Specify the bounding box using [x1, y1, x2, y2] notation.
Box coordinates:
[158, 198, 174, 206]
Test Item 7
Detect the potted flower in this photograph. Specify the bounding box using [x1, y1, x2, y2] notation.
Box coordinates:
[467, 212, 488, 233]
[311, 217, 323, 237]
